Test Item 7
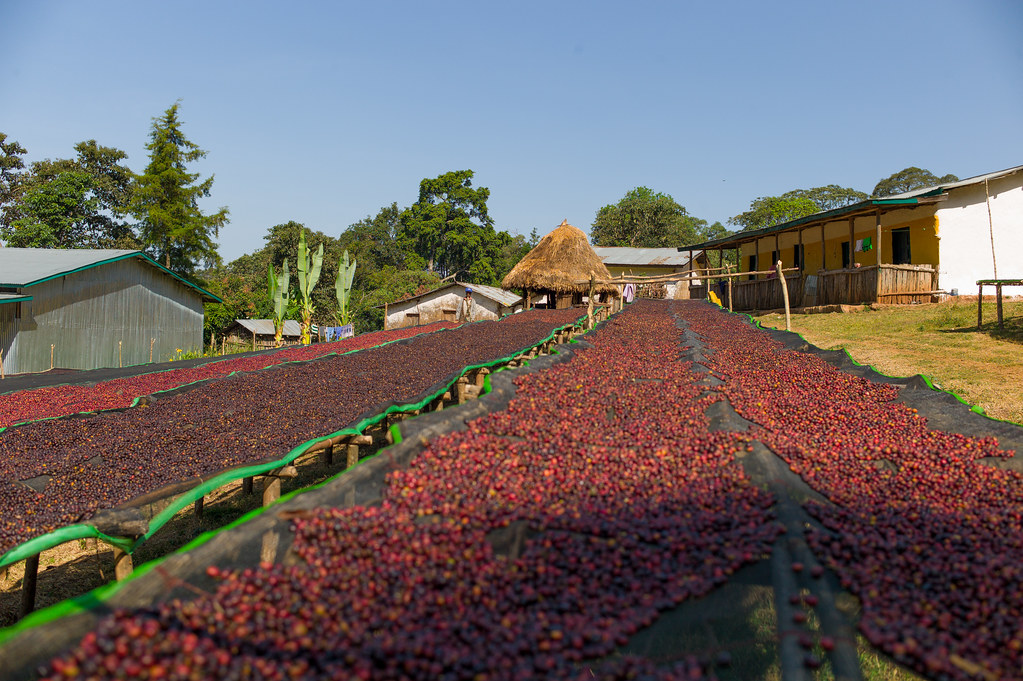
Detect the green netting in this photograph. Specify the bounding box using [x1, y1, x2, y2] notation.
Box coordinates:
[0, 314, 587, 571]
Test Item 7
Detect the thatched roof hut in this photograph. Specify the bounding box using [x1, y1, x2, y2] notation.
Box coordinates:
[502, 220, 619, 308]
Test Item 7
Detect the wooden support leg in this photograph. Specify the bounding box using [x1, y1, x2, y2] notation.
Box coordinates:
[260, 530, 279, 565]
[263, 476, 282, 507]
[113, 547, 134, 581]
[997, 284, 1004, 329]
[456, 376, 470, 404]
[321, 445, 334, 465]
[346, 443, 359, 469]
[20, 554, 39, 618]
[193, 496, 204, 522]
[243, 476, 254, 495]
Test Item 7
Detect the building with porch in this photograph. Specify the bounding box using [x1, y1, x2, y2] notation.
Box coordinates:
[682, 165, 1023, 310]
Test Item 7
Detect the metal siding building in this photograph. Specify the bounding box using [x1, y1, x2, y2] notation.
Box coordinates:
[0, 249, 218, 375]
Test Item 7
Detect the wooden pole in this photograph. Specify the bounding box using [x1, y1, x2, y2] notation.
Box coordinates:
[252, 330, 256, 351]
[820, 225, 826, 271]
[113, 547, 134, 581]
[149, 338, 155, 363]
[798, 228, 804, 271]
[777, 260, 791, 331]
[727, 266, 733, 312]
[847, 217, 855, 302]
[221, 336, 226, 356]
[20, 554, 39, 617]
[985, 178, 998, 280]
[50, 344, 54, 370]
[997, 283, 1004, 329]
[118, 340, 122, 368]
[1, 348, 4, 379]
[587, 275, 594, 329]
[875, 209, 882, 303]
[977, 284, 984, 329]
[384, 302, 389, 330]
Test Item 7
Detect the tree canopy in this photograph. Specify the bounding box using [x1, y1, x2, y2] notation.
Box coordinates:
[590, 187, 699, 248]
[728, 185, 867, 232]
[872, 167, 959, 197]
[398, 170, 502, 283]
[130, 102, 228, 274]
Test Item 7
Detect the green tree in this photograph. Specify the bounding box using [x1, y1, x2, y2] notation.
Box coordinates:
[12, 140, 138, 248]
[5, 171, 98, 247]
[0, 132, 28, 234]
[729, 184, 868, 232]
[340, 203, 408, 274]
[872, 167, 959, 197]
[786, 185, 868, 211]
[398, 170, 501, 281]
[590, 187, 697, 248]
[729, 194, 817, 232]
[130, 102, 228, 274]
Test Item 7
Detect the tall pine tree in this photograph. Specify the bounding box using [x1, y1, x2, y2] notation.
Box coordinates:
[131, 102, 228, 274]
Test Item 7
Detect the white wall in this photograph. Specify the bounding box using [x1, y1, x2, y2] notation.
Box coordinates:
[937, 173, 1023, 295]
[386, 286, 514, 328]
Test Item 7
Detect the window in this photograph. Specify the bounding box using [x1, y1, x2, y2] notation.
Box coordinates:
[841, 241, 851, 269]
[770, 250, 780, 269]
[892, 228, 911, 265]
[794, 244, 805, 270]
[748, 254, 758, 281]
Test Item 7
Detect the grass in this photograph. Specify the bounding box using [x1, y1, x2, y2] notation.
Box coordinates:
[754, 299, 1023, 425]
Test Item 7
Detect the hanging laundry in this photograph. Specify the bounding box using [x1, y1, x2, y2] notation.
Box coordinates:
[862, 236, 873, 251]
[854, 239, 864, 252]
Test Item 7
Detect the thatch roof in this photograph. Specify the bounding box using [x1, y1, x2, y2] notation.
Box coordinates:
[502, 220, 620, 295]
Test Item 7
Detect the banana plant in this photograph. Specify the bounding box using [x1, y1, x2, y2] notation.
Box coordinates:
[296, 230, 324, 345]
[335, 249, 357, 327]
[267, 259, 290, 347]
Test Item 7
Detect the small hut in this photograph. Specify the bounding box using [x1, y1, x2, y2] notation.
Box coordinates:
[502, 220, 620, 309]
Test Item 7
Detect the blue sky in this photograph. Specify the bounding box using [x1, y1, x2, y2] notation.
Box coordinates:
[3, 0, 1021, 262]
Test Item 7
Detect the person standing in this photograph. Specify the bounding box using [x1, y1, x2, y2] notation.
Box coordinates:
[457, 287, 476, 322]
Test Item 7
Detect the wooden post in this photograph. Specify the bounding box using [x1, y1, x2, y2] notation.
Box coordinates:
[587, 275, 595, 329]
[797, 228, 803, 271]
[727, 267, 733, 312]
[252, 330, 256, 351]
[346, 443, 359, 469]
[263, 476, 282, 507]
[113, 547, 134, 581]
[777, 260, 791, 331]
[243, 476, 254, 495]
[875, 209, 882, 302]
[1, 348, 4, 379]
[221, 336, 226, 356]
[384, 302, 389, 330]
[997, 283, 1004, 329]
[20, 554, 39, 617]
[194, 496, 204, 522]
[50, 344, 55, 370]
[820, 225, 826, 271]
[848, 217, 855, 302]
[149, 338, 155, 363]
[118, 340, 122, 368]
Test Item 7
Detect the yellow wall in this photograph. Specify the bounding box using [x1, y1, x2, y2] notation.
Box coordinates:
[604, 265, 685, 277]
[734, 210, 939, 278]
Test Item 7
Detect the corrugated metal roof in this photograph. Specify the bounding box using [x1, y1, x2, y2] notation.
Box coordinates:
[234, 319, 302, 337]
[0, 248, 221, 302]
[592, 247, 696, 267]
[378, 281, 522, 308]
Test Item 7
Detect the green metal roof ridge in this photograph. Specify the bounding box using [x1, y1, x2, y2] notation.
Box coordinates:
[9, 251, 222, 303]
[0, 294, 33, 304]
